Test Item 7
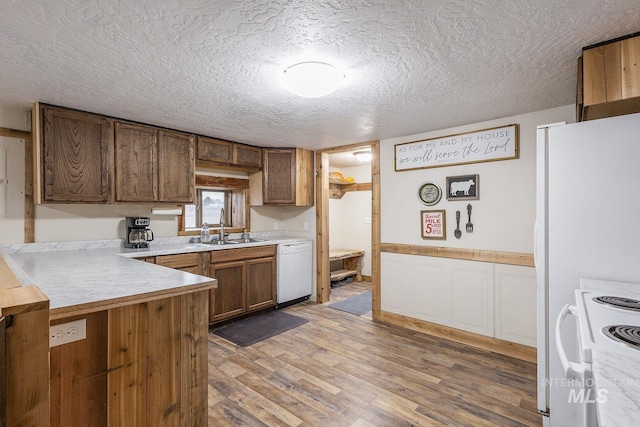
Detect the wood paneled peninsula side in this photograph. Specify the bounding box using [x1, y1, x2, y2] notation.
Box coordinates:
[1, 244, 216, 426]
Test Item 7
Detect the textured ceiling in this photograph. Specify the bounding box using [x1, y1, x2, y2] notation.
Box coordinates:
[1, 1, 639, 150]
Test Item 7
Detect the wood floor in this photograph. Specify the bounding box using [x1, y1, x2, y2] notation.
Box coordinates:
[207, 281, 541, 426]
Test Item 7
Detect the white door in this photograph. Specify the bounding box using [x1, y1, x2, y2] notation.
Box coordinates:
[0, 136, 25, 244]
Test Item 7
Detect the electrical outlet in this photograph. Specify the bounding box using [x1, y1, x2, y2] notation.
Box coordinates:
[50, 318, 86, 347]
[274, 222, 279, 230]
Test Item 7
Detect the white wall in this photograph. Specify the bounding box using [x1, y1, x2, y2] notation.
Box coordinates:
[381, 105, 575, 252]
[328, 164, 372, 276]
[33, 204, 179, 242]
[250, 205, 315, 238]
[379, 104, 575, 345]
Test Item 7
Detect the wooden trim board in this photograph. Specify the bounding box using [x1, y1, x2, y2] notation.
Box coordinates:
[50, 280, 216, 320]
[0, 127, 31, 140]
[371, 141, 381, 320]
[0, 256, 23, 290]
[315, 151, 330, 303]
[381, 242, 534, 267]
[379, 310, 536, 363]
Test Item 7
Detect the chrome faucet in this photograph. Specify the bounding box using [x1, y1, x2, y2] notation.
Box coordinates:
[219, 208, 225, 242]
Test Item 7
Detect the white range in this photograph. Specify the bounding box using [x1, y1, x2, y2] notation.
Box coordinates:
[557, 278, 640, 427]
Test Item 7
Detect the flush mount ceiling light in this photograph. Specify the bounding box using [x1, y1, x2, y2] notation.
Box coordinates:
[281, 61, 345, 98]
[353, 150, 372, 162]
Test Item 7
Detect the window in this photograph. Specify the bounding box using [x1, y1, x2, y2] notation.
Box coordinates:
[184, 189, 229, 229]
[179, 174, 249, 235]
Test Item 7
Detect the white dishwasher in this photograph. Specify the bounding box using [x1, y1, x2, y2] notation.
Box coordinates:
[277, 241, 313, 308]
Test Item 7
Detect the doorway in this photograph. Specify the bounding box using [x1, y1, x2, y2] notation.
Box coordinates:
[315, 141, 380, 319]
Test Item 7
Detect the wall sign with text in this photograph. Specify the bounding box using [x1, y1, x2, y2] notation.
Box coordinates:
[421, 210, 446, 239]
[395, 124, 519, 171]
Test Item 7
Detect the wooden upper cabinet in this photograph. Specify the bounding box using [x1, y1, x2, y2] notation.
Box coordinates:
[39, 105, 113, 203]
[197, 137, 232, 163]
[35, 104, 201, 205]
[262, 148, 314, 206]
[115, 123, 195, 203]
[197, 137, 262, 170]
[581, 34, 640, 120]
[115, 122, 158, 202]
[158, 130, 195, 203]
[233, 144, 262, 169]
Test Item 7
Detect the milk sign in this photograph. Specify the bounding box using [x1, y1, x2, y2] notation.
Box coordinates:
[421, 210, 446, 239]
[395, 124, 519, 171]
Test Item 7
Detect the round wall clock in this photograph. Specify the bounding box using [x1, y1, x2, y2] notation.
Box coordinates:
[418, 182, 442, 206]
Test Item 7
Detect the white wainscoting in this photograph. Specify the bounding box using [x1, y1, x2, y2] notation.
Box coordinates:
[451, 266, 494, 335]
[494, 264, 537, 346]
[410, 263, 445, 323]
[381, 252, 536, 346]
[379, 256, 407, 314]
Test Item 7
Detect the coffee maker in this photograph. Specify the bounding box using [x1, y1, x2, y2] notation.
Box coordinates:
[125, 217, 154, 248]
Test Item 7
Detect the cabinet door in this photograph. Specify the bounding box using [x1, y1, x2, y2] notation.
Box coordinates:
[621, 36, 640, 99]
[42, 107, 113, 202]
[246, 256, 276, 312]
[197, 137, 232, 163]
[263, 149, 295, 204]
[158, 130, 195, 203]
[583, 42, 622, 105]
[581, 35, 640, 120]
[115, 122, 157, 202]
[233, 144, 262, 169]
[155, 252, 199, 270]
[209, 261, 245, 323]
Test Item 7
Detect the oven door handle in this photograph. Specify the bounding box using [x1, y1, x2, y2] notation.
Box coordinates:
[555, 304, 584, 380]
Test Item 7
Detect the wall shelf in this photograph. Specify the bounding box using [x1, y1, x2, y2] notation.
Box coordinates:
[329, 180, 371, 199]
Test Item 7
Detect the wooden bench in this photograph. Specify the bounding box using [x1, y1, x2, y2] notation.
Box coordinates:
[329, 249, 365, 283]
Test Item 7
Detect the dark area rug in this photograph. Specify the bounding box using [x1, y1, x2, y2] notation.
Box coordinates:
[329, 290, 372, 316]
[211, 310, 308, 347]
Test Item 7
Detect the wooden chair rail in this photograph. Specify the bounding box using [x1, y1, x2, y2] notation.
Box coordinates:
[380, 242, 534, 267]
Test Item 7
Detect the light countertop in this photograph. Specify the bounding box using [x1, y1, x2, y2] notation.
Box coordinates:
[591, 349, 640, 427]
[580, 278, 640, 427]
[1, 234, 310, 319]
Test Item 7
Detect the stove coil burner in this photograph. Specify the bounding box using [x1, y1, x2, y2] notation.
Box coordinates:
[603, 325, 640, 350]
[593, 296, 640, 311]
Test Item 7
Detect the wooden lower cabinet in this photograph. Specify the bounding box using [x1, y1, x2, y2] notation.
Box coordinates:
[246, 257, 277, 312]
[209, 261, 245, 322]
[155, 252, 208, 275]
[209, 245, 276, 323]
[49, 291, 209, 426]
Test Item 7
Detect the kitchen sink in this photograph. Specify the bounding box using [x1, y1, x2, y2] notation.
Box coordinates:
[227, 238, 266, 243]
[199, 239, 238, 245]
[198, 238, 266, 245]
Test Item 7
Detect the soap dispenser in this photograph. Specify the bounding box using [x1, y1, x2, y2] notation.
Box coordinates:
[200, 223, 210, 243]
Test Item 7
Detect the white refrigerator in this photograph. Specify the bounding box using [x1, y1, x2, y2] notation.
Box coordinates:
[536, 113, 640, 426]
